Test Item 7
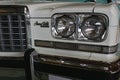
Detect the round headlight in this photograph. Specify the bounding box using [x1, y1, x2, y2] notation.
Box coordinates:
[55, 15, 76, 37]
[81, 16, 106, 40]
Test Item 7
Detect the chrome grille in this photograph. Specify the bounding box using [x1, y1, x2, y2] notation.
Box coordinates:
[0, 14, 27, 51]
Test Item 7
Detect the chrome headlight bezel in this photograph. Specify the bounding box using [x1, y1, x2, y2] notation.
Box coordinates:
[51, 14, 77, 39]
[51, 13, 108, 42]
[79, 15, 107, 41]
[55, 15, 76, 38]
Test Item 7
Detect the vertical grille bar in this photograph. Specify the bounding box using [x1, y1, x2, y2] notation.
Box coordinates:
[0, 16, 5, 51]
[8, 15, 14, 50]
[18, 15, 24, 51]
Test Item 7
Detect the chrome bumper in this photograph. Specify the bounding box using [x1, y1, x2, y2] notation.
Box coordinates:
[24, 49, 120, 80]
[34, 54, 120, 74]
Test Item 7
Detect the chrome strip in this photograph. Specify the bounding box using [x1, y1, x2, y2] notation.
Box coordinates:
[35, 40, 118, 54]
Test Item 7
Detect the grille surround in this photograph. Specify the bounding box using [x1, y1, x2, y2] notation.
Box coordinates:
[0, 6, 28, 52]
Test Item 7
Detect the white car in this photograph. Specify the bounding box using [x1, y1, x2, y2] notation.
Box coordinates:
[0, 0, 120, 80]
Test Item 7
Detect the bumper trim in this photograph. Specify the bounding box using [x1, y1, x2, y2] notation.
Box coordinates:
[34, 54, 120, 74]
[34, 61, 120, 80]
[24, 48, 35, 80]
[24, 49, 120, 80]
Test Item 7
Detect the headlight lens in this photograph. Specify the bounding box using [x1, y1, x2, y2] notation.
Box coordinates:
[81, 16, 106, 40]
[52, 14, 108, 42]
[55, 15, 75, 37]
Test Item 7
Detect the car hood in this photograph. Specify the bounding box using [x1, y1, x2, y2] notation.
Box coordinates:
[0, 1, 101, 17]
[24, 2, 96, 17]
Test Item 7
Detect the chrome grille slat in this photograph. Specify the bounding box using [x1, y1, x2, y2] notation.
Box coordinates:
[1, 39, 26, 40]
[0, 21, 24, 22]
[8, 15, 14, 50]
[0, 17, 5, 50]
[0, 45, 26, 47]
[0, 27, 25, 28]
[0, 14, 27, 51]
[18, 15, 24, 50]
[0, 33, 26, 34]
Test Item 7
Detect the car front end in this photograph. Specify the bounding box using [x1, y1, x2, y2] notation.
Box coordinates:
[0, 0, 119, 80]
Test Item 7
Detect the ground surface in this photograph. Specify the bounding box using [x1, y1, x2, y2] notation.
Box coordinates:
[0, 68, 119, 80]
[0, 68, 83, 80]
[0, 68, 25, 80]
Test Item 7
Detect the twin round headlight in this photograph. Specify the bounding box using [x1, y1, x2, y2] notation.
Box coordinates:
[52, 14, 108, 41]
[81, 16, 106, 40]
[55, 15, 75, 37]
